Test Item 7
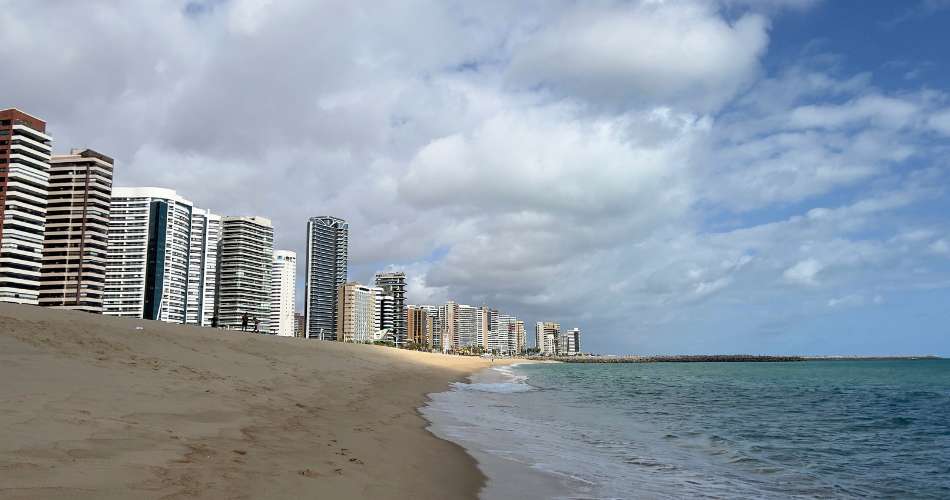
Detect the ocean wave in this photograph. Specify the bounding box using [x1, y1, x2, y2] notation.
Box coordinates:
[491, 364, 530, 382]
[451, 381, 536, 393]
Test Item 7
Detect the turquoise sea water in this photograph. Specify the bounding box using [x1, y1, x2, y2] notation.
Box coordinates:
[423, 360, 950, 499]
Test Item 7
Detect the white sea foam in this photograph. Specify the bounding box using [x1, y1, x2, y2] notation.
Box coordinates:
[491, 364, 530, 383]
[451, 381, 536, 393]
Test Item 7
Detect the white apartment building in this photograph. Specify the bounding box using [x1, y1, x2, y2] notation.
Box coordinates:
[104, 187, 198, 322]
[270, 250, 296, 336]
[216, 216, 273, 331]
[187, 208, 221, 326]
[0, 109, 52, 305]
[479, 306, 497, 351]
[563, 327, 581, 356]
[457, 304, 480, 348]
[493, 314, 515, 354]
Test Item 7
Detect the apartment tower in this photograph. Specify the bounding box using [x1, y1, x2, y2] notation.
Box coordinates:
[494, 314, 516, 355]
[104, 188, 200, 322]
[215, 216, 273, 331]
[514, 320, 526, 354]
[304, 216, 348, 340]
[420, 304, 440, 351]
[438, 301, 459, 352]
[0, 109, 52, 304]
[457, 304, 479, 349]
[479, 306, 497, 351]
[39, 149, 113, 312]
[270, 250, 297, 336]
[337, 282, 377, 343]
[375, 289, 395, 336]
[374, 271, 406, 345]
[187, 208, 221, 326]
[406, 304, 433, 348]
[536, 321, 561, 356]
[563, 327, 581, 356]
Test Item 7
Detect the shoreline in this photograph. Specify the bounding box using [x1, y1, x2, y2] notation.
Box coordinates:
[0, 303, 496, 499]
[421, 361, 585, 500]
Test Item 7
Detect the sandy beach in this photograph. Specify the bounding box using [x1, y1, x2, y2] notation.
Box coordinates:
[0, 303, 498, 499]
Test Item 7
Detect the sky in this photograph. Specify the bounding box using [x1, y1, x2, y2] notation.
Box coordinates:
[2, 0, 950, 356]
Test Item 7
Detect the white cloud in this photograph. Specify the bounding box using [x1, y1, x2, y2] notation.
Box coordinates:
[930, 239, 950, 256]
[827, 294, 864, 308]
[788, 95, 920, 130]
[784, 259, 824, 286]
[930, 109, 950, 135]
[507, 1, 769, 112]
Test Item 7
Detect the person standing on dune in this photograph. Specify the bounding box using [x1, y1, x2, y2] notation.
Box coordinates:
[241, 312, 249, 332]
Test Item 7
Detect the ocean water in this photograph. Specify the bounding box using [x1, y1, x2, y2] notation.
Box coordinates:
[421, 360, 950, 499]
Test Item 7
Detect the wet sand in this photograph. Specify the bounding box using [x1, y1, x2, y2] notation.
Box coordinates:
[0, 303, 496, 499]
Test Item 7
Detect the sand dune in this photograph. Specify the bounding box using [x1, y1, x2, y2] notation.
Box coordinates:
[0, 303, 492, 499]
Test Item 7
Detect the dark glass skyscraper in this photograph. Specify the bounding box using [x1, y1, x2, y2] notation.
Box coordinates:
[304, 216, 348, 340]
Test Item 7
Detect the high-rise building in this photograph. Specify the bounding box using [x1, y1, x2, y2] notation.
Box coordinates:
[563, 327, 581, 356]
[337, 282, 377, 343]
[406, 304, 433, 348]
[419, 304, 440, 351]
[294, 312, 305, 338]
[514, 320, 526, 354]
[494, 314, 516, 355]
[39, 149, 113, 313]
[304, 216, 347, 340]
[187, 208, 221, 326]
[535, 322, 543, 353]
[215, 216, 273, 331]
[269, 250, 296, 336]
[270, 250, 296, 336]
[457, 304, 480, 349]
[104, 187, 196, 321]
[536, 321, 561, 355]
[374, 271, 406, 345]
[438, 301, 458, 352]
[479, 306, 497, 351]
[0, 109, 52, 305]
[375, 289, 395, 335]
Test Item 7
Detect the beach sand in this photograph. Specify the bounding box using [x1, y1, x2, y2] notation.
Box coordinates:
[0, 303, 497, 499]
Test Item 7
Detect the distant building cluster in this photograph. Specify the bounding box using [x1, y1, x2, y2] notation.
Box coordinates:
[534, 323, 582, 356]
[0, 107, 583, 355]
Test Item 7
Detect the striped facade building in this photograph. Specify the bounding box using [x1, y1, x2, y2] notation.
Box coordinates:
[0, 109, 52, 305]
[215, 216, 273, 331]
[39, 149, 113, 312]
[374, 271, 406, 344]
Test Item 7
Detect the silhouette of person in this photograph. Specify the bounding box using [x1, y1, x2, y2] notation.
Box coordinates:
[241, 312, 249, 331]
[253, 316, 260, 333]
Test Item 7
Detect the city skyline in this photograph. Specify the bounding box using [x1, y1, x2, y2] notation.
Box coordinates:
[0, 132, 578, 352]
[3, 2, 950, 355]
